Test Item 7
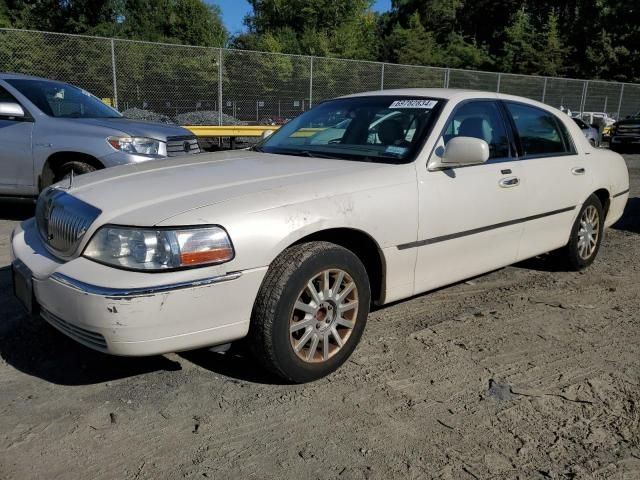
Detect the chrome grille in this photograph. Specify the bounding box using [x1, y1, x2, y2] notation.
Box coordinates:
[616, 125, 640, 136]
[36, 188, 102, 258]
[167, 135, 200, 156]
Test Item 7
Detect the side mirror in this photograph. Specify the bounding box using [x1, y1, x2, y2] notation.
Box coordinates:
[261, 129, 274, 139]
[0, 102, 25, 119]
[428, 136, 490, 170]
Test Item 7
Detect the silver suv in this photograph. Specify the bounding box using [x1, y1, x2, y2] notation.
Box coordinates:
[0, 73, 200, 197]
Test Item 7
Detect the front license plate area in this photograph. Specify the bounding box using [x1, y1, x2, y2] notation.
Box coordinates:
[12, 260, 34, 314]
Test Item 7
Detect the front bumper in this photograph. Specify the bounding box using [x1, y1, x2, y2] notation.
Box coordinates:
[11, 219, 267, 356]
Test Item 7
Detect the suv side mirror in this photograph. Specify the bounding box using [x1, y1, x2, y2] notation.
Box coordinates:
[428, 136, 490, 170]
[0, 102, 25, 119]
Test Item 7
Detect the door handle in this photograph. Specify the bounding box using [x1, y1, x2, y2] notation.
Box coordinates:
[572, 167, 586, 175]
[499, 176, 520, 188]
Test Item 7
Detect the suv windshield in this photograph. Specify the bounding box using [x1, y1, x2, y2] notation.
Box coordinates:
[258, 96, 443, 164]
[5, 79, 121, 119]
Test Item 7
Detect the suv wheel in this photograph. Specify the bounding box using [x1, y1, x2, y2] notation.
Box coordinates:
[54, 161, 96, 183]
[249, 241, 370, 383]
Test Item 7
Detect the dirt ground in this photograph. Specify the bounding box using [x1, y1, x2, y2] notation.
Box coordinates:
[1, 155, 639, 480]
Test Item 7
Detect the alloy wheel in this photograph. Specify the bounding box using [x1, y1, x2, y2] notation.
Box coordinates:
[289, 269, 359, 363]
[577, 205, 600, 260]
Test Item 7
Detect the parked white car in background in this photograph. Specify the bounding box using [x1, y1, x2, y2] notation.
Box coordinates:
[11, 89, 629, 382]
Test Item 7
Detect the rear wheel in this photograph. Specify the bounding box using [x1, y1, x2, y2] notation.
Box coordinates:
[559, 194, 605, 270]
[249, 241, 370, 383]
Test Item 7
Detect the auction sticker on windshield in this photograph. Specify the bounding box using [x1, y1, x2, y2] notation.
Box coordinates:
[389, 99, 438, 109]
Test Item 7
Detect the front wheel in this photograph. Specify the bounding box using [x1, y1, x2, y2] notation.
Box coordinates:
[559, 194, 605, 270]
[54, 161, 96, 183]
[249, 241, 370, 383]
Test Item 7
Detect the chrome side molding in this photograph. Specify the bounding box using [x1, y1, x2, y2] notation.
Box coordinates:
[50, 271, 242, 299]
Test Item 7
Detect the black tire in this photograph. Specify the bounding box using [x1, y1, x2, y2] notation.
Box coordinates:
[559, 194, 605, 271]
[54, 161, 96, 183]
[249, 241, 371, 383]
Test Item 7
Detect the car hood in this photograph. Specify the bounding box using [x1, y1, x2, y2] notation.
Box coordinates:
[64, 150, 384, 226]
[74, 118, 192, 139]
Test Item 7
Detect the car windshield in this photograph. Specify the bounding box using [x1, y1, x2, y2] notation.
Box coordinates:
[5, 79, 121, 119]
[257, 96, 443, 164]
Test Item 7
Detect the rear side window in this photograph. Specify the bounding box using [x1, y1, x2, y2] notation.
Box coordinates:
[506, 102, 571, 157]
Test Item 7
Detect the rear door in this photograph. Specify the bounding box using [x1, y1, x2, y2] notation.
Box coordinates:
[413, 99, 528, 294]
[503, 101, 592, 260]
[0, 84, 34, 191]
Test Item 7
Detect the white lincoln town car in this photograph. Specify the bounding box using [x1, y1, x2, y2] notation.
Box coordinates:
[11, 89, 629, 382]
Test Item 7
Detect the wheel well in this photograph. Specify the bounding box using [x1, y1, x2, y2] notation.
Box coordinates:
[293, 228, 386, 305]
[40, 152, 104, 190]
[593, 188, 610, 217]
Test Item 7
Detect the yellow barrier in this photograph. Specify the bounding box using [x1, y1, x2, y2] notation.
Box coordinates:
[184, 125, 280, 137]
[184, 126, 328, 138]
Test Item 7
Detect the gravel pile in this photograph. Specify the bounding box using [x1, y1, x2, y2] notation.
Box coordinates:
[174, 110, 247, 126]
[120, 108, 176, 124]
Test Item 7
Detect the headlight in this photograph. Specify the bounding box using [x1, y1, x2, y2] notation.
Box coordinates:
[83, 226, 234, 271]
[107, 136, 162, 156]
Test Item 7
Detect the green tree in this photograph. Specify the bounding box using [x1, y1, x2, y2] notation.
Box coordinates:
[499, 9, 539, 74]
[0, 0, 10, 27]
[385, 12, 441, 66]
[538, 11, 564, 76]
[235, 0, 379, 60]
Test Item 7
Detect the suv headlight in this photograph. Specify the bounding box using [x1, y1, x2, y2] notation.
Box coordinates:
[83, 226, 234, 271]
[107, 136, 162, 156]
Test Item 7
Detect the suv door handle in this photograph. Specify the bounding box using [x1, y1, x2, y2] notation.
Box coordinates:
[572, 167, 586, 175]
[499, 177, 520, 188]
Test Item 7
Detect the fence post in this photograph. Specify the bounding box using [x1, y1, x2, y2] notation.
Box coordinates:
[444, 68, 450, 88]
[541, 77, 548, 103]
[309, 57, 314, 108]
[380, 63, 385, 90]
[218, 49, 223, 126]
[110, 39, 118, 110]
[616, 84, 625, 120]
[496, 73, 502, 93]
[580, 80, 589, 113]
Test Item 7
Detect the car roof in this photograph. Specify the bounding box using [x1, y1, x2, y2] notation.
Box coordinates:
[342, 88, 564, 114]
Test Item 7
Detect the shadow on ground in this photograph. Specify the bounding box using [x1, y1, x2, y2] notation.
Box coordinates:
[612, 196, 640, 234]
[0, 268, 182, 386]
[179, 347, 285, 385]
[0, 198, 35, 221]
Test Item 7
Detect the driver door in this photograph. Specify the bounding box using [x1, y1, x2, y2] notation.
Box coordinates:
[0, 85, 34, 191]
[413, 100, 528, 294]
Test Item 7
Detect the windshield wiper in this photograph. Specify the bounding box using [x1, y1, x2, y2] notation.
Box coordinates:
[271, 148, 340, 159]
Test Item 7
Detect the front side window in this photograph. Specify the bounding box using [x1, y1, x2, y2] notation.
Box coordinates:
[258, 96, 442, 164]
[442, 101, 510, 160]
[5, 79, 121, 119]
[506, 102, 570, 157]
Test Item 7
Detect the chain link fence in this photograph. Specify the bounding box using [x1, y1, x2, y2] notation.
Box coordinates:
[1, 27, 640, 126]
